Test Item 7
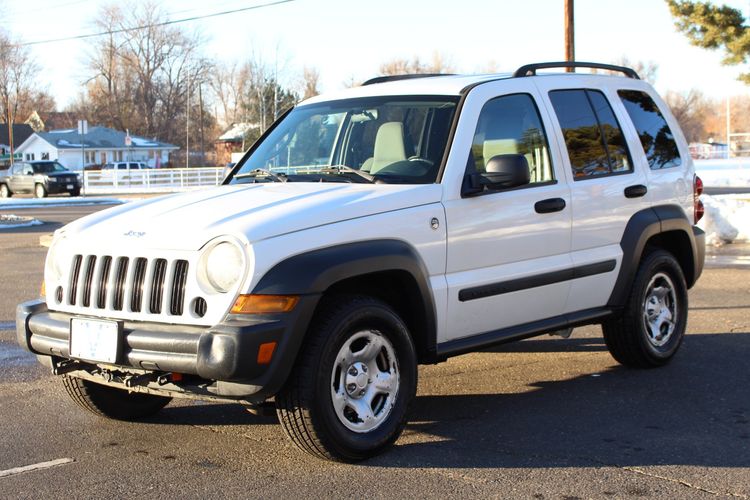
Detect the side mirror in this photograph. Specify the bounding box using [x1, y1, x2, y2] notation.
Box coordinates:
[464, 154, 530, 196]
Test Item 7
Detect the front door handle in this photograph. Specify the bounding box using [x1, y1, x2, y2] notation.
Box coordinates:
[534, 198, 566, 214]
[624, 184, 648, 198]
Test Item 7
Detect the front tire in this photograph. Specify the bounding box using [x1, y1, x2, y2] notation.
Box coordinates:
[34, 183, 47, 198]
[62, 376, 171, 420]
[276, 295, 417, 462]
[603, 249, 688, 367]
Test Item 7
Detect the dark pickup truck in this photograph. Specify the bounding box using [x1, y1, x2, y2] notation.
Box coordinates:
[0, 160, 81, 198]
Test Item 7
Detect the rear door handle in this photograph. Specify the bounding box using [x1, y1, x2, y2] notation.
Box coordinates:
[624, 184, 648, 198]
[534, 198, 566, 214]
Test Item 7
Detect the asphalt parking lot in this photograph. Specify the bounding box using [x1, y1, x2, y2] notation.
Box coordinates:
[0, 202, 748, 499]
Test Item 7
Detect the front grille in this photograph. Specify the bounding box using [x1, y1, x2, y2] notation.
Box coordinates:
[64, 254, 190, 317]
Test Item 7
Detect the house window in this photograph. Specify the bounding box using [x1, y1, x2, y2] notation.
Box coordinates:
[25, 153, 35, 161]
[41, 152, 49, 160]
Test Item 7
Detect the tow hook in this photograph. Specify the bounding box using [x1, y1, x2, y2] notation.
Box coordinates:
[52, 359, 88, 376]
[124, 372, 160, 388]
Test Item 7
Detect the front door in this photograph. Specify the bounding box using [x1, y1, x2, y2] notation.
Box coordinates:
[441, 81, 573, 343]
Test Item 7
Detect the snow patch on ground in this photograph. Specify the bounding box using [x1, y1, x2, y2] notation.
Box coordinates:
[0, 214, 43, 229]
[698, 194, 750, 246]
[0, 197, 132, 210]
[695, 159, 750, 188]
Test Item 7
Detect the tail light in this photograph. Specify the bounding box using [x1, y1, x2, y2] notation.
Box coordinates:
[694, 175, 704, 223]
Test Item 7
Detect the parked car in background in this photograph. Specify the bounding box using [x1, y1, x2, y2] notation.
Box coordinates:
[0, 160, 80, 198]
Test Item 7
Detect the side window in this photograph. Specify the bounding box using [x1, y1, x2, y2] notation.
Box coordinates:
[549, 89, 632, 179]
[469, 93, 554, 185]
[618, 90, 682, 170]
[12, 163, 24, 175]
[23, 165, 34, 175]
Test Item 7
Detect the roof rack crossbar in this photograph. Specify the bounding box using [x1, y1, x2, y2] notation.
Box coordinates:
[362, 73, 454, 86]
[513, 62, 640, 80]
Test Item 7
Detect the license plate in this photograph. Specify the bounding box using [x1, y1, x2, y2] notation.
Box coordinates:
[67, 184, 74, 189]
[70, 318, 121, 363]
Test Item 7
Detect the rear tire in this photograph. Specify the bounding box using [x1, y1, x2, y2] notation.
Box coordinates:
[276, 295, 417, 462]
[0, 183, 10, 198]
[62, 376, 171, 420]
[34, 183, 47, 198]
[70, 188, 81, 197]
[603, 249, 688, 367]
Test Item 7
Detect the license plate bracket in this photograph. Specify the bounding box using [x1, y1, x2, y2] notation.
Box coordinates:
[69, 318, 122, 364]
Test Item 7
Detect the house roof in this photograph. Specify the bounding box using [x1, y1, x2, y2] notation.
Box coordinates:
[0, 124, 34, 147]
[217, 122, 258, 142]
[31, 126, 178, 150]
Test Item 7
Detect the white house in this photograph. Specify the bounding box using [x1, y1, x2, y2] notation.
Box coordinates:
[15, 126, 179, 171]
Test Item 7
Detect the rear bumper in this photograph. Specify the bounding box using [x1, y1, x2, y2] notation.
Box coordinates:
[16, 296, 319, 401]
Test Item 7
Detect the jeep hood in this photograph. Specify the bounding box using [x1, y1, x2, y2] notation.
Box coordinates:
[60, 183, 443, 250]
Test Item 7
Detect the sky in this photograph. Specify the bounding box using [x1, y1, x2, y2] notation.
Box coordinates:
[1, 0, 749, 110]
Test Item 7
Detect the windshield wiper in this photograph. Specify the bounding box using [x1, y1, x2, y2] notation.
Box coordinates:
[233, 168, 287, 183]
[318, 165, 376, 184]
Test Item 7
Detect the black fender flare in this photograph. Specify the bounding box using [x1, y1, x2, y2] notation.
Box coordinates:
[249, 239, 438, 394]
[607, 204, 705, 307]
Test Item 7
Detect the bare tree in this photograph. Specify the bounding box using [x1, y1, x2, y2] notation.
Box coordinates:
[379, 52, 455, 76]
[0, 29, 42, 162]
[301, 66, 320, 100]
[613, 56, 659, 85]
[664, 89, 714, 143]
[74, 1, 213, 149]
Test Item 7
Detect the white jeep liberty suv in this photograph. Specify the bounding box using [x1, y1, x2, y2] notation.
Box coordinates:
[17, 62, 705, 462]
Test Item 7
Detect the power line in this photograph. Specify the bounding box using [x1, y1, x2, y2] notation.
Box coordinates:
[19, 0, 295, 47]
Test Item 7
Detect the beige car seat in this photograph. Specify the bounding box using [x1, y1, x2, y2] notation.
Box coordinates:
[362, 122, 407, 173]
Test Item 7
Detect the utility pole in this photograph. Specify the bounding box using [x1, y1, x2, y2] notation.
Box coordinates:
[726, 96, 731, 158]
[186, 74, 190, 169]
[565, 0, 575, 72]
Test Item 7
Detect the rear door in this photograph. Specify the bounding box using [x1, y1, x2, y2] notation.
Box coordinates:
[533, 78, 649, 313]
[441, 80, 573, 343]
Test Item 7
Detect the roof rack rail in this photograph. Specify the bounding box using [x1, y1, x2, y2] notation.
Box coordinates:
[513, 62, 640, 80]
[362, 73, 454, 86]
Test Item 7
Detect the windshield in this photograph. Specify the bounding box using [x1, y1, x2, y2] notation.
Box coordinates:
[229, 96, 459, 185]
[32, 162, 68, 174]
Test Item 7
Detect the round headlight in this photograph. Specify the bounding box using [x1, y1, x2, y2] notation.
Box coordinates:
[204, 241, 244, 293]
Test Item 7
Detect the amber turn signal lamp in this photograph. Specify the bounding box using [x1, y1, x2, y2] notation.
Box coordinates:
[231, 294, 299, 314]
[40, 280, 46, 298]
[257, 342, 277, 365]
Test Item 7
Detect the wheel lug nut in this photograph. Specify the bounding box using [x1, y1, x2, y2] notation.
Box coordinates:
[348, 367, 358, 376]
[359, 389, 365, 396]
[347, 383, 357, 392]
[361, 365, 367, 372]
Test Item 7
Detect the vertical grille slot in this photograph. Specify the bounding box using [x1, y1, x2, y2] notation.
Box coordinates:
[68, 255, 83, 305]
[97, 256, 112, 309]
[112, 257, 129, 311]
[81, 256, 97, 307]
[149, 259, 168, 314]
[131, 258, 148, 312]
[170, 260, 189, 315]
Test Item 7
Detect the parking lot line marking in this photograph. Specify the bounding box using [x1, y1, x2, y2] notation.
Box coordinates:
[0, 458, 74, 478]
[0, 322, 15, 331]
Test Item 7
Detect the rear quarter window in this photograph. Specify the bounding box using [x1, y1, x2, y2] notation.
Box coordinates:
[618, 90, 681, 170]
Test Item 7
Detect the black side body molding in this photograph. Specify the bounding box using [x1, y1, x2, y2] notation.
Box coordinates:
[607, 205, 705, 308]
[459, 260, 616, 302]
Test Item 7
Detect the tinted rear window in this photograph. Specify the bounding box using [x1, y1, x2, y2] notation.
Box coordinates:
[548, 89, 632, 179]
[618, 90, 681, 170]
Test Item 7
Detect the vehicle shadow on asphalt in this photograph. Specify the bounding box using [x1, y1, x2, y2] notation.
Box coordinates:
[143, 332, 750, 470]
[377, 331, 750, 469]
